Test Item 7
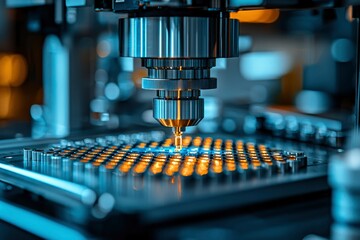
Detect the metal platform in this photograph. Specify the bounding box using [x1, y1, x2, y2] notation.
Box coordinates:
[0, 131, 337, 239]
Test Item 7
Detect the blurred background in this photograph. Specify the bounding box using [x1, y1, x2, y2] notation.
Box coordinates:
[0, 1, 356, 147]
[0, 2, 359, 239]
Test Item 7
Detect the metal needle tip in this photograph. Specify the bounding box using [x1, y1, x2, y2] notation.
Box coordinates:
[173, 127, 184, 152]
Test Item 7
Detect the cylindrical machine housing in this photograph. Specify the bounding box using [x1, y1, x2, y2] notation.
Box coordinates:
[154, 98, 204, 128]
[118, 11, 239, 131]
[119, 15, 239, 58]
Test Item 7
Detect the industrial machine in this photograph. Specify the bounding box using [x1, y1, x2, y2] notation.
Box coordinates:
[0, 0, 359, 239]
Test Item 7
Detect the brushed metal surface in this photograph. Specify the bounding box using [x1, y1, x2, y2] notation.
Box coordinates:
[142, 78, 217, 90]
[119, 16, 239, 58]
[153, 98, 204, 127]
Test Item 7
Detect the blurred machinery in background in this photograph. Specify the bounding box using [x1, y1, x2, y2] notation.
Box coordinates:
[0, 0, 360, 239]
[0, 0, 356, 142]
[329, 134, 360, 240]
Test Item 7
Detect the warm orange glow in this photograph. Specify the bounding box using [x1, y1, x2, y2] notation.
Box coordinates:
[180, 166, 193, 177]
[193, 137, 202, 147]
[0, 54, 28, 87]
[105, 164, 116, 170]
[137, 142, 147, 148]
[230, 9, 280, 23]
[182, 136, 192, 147]
[150, 161, 165, 175]
[226, 162, 236, 172]
[165, 161, 180, 176]
[134, 161, 149, 174]
[240, 163, 249, 170]
[252, 160, 261, 168]
[0, 88, 11, 118]
[347, 6, 354, 22]
[180, 160, 196, 177]
[211, 159, 223, 174]
[119, 162, 133, 173]
[196, 162, 209, 176]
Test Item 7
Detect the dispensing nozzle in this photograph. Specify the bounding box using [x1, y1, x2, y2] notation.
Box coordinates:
[173, 127, 185, 152]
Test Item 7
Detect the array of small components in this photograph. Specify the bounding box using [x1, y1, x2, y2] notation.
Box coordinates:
[22, 133, 307, 191]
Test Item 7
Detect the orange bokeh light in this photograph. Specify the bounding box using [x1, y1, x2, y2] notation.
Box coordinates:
[0, 87, 11, 118]
[0, 54, 28, 87]
[230, 9, 280, 24]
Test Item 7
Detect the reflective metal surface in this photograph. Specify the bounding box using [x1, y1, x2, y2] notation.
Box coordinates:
[2, 1, 357, 239]
[119, 16, 238, 58]
[154, 98, 204, 127]
[0, 163, 97, 207]
[0, 130, 335, 239]
[142, 78, 217, 90]
[142, 58, 217, 90]
[142, 58, 218, 135]
[118, 15, 239, 137]
[15, 134, 314, 196]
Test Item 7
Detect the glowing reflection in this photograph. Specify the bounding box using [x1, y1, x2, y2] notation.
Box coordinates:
[226, 162, 236, 172]
[164, 160, 181, 177]
[149, 161, 165, 175]
[133, 161, 148, 174]
[211, 159, 223, 174]
[196, 163, 209, 176]
[118, 161, 133, 173]
[180, 157, 196, 177]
